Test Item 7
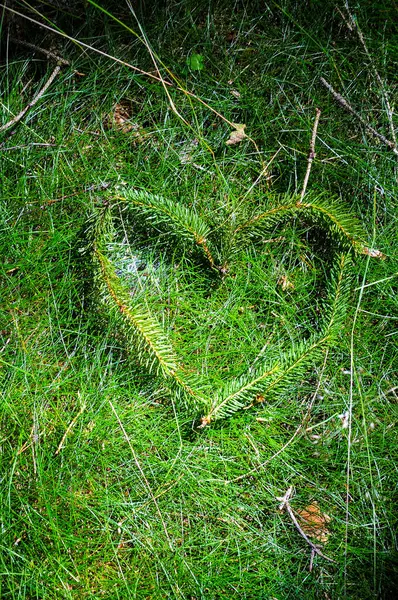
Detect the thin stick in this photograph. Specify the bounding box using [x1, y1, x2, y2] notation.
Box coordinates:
[125, 0, 189, 126]
[1, 143, 57, 151]
[0, 65, 61, 132]
[9, 37, 70, 66]
[309, 547, 316, 572]
[277, 487, 336, 565]
[320, 77, 398, 155]
[338, 4, 396, 146]
[54, 401, 86, 455]
[0, 4, 172, 85]
[226, 425, 302, 484]
[300, 108, 321, 202]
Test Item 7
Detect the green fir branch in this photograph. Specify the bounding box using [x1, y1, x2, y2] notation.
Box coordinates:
[89, 198, 355, 425]
[94, 247, 178, 376]
[322, 253, 352, 337]
[91, 206, 209, 410]
[201, 334, 328, 425]
[201, 253, 351, 425]
[234, 193, 368, 253]
[115, 189, 219, 268]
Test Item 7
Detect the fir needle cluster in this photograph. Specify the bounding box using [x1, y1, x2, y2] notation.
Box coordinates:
[86, 189, 365, 425]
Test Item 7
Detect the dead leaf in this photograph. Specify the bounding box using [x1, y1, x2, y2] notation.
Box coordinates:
[277, 275, 294, 291]
[106, 101, 145, 140]
[109, 101, 134, 133]
[296, 502, 331, 543]
[226, 123, 247, 146]
[362, 247, 386, 259]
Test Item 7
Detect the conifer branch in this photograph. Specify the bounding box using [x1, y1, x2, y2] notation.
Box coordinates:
[234, 193, 369, 253]
[115, 190, 219, 268]
[87, 196, 354, 426]
[200, 253, 351, 425]
[90, 207, 209, 410]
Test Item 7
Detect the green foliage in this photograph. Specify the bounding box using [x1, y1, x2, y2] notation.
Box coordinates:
[1, 2, 397, 599]
[235, 193, 369, 252]
[116, 188, 219, 268]
[88, 192, 356, 425]
[90, 205, 209, 410]
[204, 254, 351, 422]
[186, 53, 205, 71]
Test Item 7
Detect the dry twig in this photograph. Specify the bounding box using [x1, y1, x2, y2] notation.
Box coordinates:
[300, 108, 321, 202]
[337, 4, 396, 146]
[10, 37, 70, 66]
[1, 143, 57, 151]
[320, 77, 398, 155]
[0, 65, 61, 133]
[277, 486, 336, 569]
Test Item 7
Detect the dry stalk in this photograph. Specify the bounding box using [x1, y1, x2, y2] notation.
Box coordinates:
[277, 486, 336, 569]
[0, 65, 61, 132]
[1, 143, 57, 151]
[9, 37, 70, 66]
[54, 401, 86, 455]
[337, 4, 396, 146]
[300, 108, 321, 202]
[320, 77, 398, 155]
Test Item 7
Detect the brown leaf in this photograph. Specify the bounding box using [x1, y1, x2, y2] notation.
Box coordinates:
[277, 275, 294, 291]
[296, 502, 331, 543]
[226, 123, 247, 146]
[110, 101, 134, 133]
[362, 247, 386, 259]
[106, 101, 145, 140]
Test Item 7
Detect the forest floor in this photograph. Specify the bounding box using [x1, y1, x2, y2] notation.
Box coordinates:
[1, 1, 397, 598]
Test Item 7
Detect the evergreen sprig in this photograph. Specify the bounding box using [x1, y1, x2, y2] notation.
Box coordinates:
[115, 189, 219, 268]
[91, 205, 209, 411]
[234, 193, 368, 253]
[87, 189, 363, 426]
[200, 254, 351, 424]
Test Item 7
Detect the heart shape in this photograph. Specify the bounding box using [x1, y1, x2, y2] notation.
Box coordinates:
[87, 188, 370, 425]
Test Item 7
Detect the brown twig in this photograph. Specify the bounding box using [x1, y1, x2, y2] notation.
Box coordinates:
[320, 77, 398, 155]
[277, 487, 336, 567]
[0, 143, 57, 151]
[9, 37, 70, 66]
[0, 3, 172, 85]
[337, 4, 396, 147]
[300, 108, 321, 202]
[0, 64, 61, 132]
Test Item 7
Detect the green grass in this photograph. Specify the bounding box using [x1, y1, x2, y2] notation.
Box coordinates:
[1, 1, 398, 598]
